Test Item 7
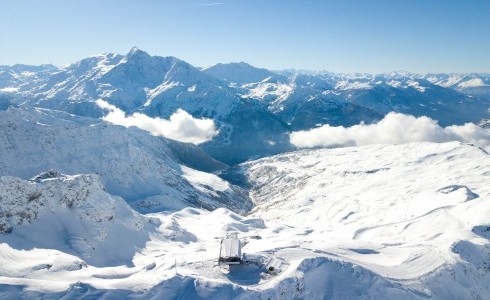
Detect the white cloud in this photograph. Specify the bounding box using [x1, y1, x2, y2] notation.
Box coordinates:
[290, 112, 490, 149]
[96, 100, 219, 145]
[196, 2, 223, 6]
[0, 87, 19, 93]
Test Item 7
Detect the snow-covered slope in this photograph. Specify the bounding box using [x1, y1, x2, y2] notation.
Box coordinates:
[425, 73, 490, 98]
[479, 119, 490, 129]
[267, 74, 383, 129]
[238, 142, 490, 298]
[338, 80, 487, 126]
[233, 72, 384, 130]
[0, 64, 56, 91]
[335, 75, 487, 126]
[0, 171, 158, 267]
[0, 107, 252, 213]
[20, 49, 184, 116]
[1, 142, 489, 298]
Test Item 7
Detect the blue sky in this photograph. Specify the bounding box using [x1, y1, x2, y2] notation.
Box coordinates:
[1, 0, 489, 73]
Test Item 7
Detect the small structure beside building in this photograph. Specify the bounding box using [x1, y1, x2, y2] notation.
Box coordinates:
[241, 253, 262, 265]
[218, 233, 284, 278]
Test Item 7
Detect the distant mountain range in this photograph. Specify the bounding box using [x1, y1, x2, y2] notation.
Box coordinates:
[1, 48, 489, 164]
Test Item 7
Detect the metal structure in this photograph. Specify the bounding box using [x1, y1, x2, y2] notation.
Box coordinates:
[218, 233, 242, 265]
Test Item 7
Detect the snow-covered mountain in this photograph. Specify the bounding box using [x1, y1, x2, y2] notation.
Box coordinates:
[336, 78, 487, 127]
[203, 62, 285, 85]
[1, 142, 489, 298]
[0, 64, 56, 91]
[425, 73, 490, 98]
[236, 71, 490, 128]
[0, 106, 252, 213]
[202, 64, 490, 129]
[204, 66, 385, 130]
[252, 73, 383, 129]
[1, 48, 291, 165]
[2, 49, 490, 164]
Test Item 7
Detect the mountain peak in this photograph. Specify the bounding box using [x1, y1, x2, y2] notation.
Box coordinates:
[128, 46, 140, 55]
[203, 61, 278, 84]
[126, 46, 150, 59]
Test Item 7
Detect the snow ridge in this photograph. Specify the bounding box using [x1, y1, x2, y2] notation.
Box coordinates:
[0, 172, 157, 267]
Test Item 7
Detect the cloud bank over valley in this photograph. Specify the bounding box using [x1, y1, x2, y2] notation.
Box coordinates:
[96, 100, 219, 145]
[290, 112, 490, 149]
